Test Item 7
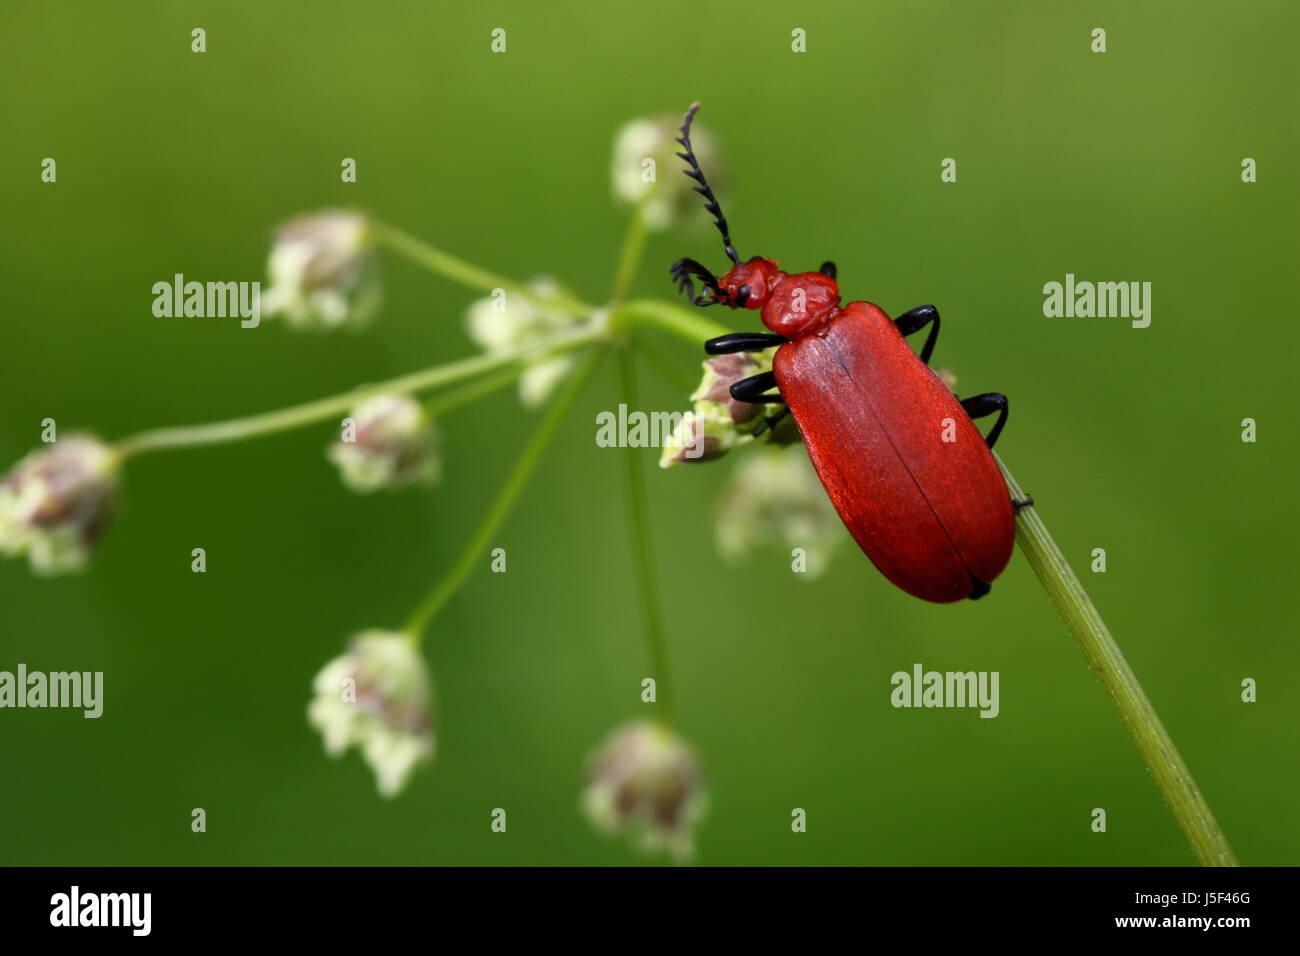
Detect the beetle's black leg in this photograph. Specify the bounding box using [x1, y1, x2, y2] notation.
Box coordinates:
[894, 305, 941, 365]
[819, 260, 837, 279]
[751, 406, 791, 437]
[731, 371, 784, 404]
[959, 392, 1009, 449]
[704, 332, 789, 355]
[1013, 495, 1034, 513]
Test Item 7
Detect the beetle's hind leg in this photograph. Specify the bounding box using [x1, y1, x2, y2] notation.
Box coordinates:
[704, 332, 788, 355]
[959, 392, 1008, 449]
[730, 371, 784, 405]
[819, 261, 837, 279]
[895, 305, 941, 365]
[751, 406, 791, 437]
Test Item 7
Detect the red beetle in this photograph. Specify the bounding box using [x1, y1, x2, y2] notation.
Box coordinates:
[669, 104, 1027, 603]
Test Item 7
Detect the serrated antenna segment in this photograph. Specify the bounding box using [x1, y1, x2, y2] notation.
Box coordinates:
[677, 103, 739, 265]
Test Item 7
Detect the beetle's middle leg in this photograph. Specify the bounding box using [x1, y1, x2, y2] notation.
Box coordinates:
[731, 371, 788, 436]
[895, 305, 941, 365]
[730, 371, 784, 405]
[959, 392, 1008, 449]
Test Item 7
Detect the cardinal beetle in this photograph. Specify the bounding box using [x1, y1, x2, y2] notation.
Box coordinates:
[669, 103, 1029, 603]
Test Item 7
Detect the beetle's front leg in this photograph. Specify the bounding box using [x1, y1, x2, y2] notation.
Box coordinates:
[895, 305, 941, 365]
[705, 332, 789, 355]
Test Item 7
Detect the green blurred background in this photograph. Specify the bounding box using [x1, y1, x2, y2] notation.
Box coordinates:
[2, 0, 1296, 866]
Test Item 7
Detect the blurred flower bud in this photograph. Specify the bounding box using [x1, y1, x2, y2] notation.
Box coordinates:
[263, 209, 380, 330]
[610, 115, 722, 230]
[327, 394, 439, 494]
[582, 720, 706, 861]
[0, 436, 118, 575]
[465, 277, 583, 409]
[933, 366, 959, 393]
[715, 444, 843, 578]
[658, 411, 739, 467]
[307, 630, 434, 798]
[659, 348, 788, 468]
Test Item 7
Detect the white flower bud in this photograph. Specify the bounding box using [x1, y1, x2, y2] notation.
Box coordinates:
[327, 394, 439, 493]
[610, 116, 723, 230]
[659, 348, 789, 468]
[307, 631, 434, 798]
[263, 209, 380, 330]
[582, 720, 707, 861]
[0, 436, 118, 575]
[465, 277, 582, 409]
[715, 444, 843, 578]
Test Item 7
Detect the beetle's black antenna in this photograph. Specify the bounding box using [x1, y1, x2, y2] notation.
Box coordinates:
[669, 257, 723, 306]
[677, 102, 740, 265]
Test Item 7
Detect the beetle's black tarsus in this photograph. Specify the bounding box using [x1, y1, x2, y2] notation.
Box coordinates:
[895, 305, 941, 365]
[751, 406, 791, 437]
[819, 260, 837, 279]
[959, 392, 1009, 449]
[678, 103, 739, 265]
[731, 371, 784, 404]
[1012, 495, 1034, 513]
[968, 574, 992, 600]
[704, 332, 789, 355]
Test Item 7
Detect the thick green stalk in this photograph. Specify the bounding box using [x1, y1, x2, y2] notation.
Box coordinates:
[996, 456, 1237, 866]
[618, 298, 729, 344]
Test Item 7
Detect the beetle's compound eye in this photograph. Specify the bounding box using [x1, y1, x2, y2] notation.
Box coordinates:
[735, 284, 751, 308]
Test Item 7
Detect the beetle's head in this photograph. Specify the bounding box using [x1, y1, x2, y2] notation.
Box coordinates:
[669, 102, 772, 311]
[717, 257, 779, 309]
[669, 255, 778, 310]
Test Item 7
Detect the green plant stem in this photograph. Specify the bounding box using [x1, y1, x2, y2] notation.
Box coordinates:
[633, 331, 703, 393]
[610, 201, 650, 306]
[402, 349, 603, 642]
[112, 325, 604, 459]
[617, 347, 675, 725]
[618, 298, 729, 344]
[995, 455, 1237, 867]
[374, 222, 596, 318]
[423, 365, 523, 418]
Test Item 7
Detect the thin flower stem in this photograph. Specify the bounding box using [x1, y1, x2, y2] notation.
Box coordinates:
[618, 346, 675, 725]
[995, 455, 1237, 867]
[402, 349, 604, 642]
[112, 325, 604, 459]
[610, 201, 650, 306]
[422, 365, 523, 419]
[374, 221, 596, 318]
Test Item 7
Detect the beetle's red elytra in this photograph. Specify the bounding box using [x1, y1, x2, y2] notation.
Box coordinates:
[669, 103, 1024, 603]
